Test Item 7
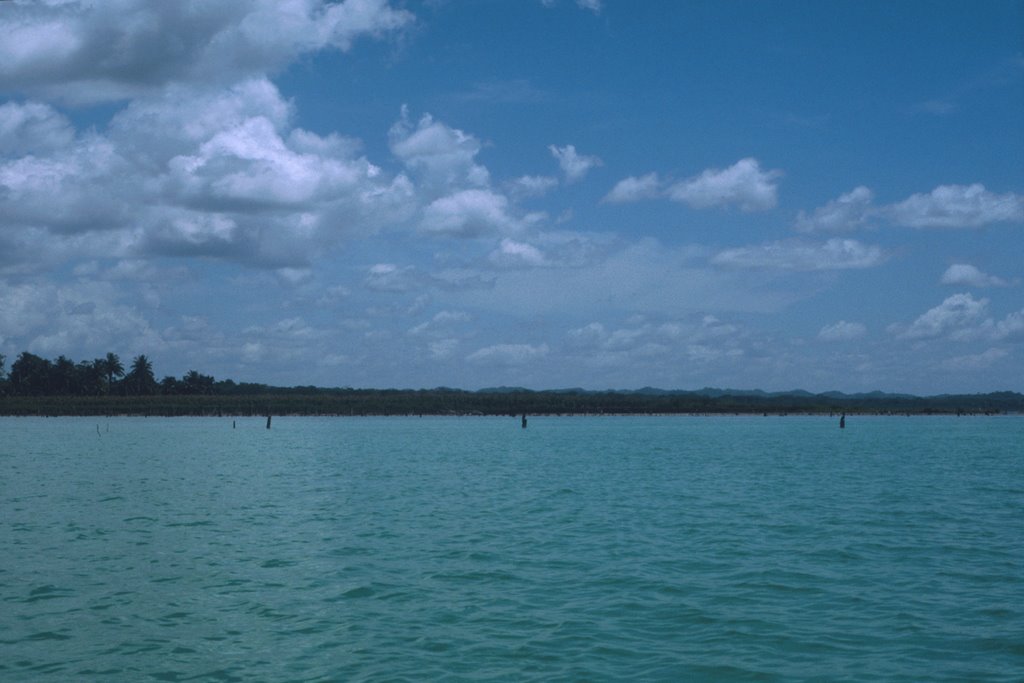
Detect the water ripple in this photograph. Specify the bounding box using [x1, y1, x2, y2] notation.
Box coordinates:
[1, 415, 1022, 681]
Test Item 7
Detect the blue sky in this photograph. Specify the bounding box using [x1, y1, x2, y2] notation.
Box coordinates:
[1, 0, 1022, 394]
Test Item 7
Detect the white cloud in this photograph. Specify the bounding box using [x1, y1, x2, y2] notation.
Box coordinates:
[891, 293, 989, 340]
[565, 315, 747, 367]
[712, 238, 885, 271]
[363, 263, 417, 292]
[0, 101, 75, 155]
[818, 321, 867, 342]
[603, 173, 662, 203]
[795, 186, 875, 233]
[667, 158, 781, 211]
[964, 309, 1024, 342]
[390, 108, 490, 193]
[164, 116, 384, 208]
[109, 79, 296, 166]
[888, 184, 1024, 228]
[489, 238, 548, 268]
[940, 264, 1010, 288]
[1, 76, 417, 271]
[467, 343, 549, 365]
[549, 144, 602, 183]
[362, 263, 491, 293]
[0, 280, 163, 356]
[143, 211, 243, 255]
[0, 0, 414, 103]
[506, 174, 558, 198]
[0, 131, 131, 234]
[992, 310, 1024, 341]
[421, 189, 516, 237]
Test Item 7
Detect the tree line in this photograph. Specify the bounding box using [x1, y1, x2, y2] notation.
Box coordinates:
[0, 351, 215, 397]
[1, 350, 1022, 416]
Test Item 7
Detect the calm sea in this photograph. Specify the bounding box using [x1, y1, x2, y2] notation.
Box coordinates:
[1, 415, 1022, 681]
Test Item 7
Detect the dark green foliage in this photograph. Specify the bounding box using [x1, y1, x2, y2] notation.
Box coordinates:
[125, 355, 157, 396]
[181, 370, 216, 395]
[0, 349, 1021, 416]
[9, 352, 53, 396]
[102, 353, 124, 395]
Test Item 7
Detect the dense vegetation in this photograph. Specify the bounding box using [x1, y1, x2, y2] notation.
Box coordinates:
[0, 351, 1021, 417]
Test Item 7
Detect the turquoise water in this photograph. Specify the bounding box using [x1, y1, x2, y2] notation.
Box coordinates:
[1, 415, 1022, 681]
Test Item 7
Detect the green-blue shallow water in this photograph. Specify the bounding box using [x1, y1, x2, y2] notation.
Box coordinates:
[1, 415, 1022, 682]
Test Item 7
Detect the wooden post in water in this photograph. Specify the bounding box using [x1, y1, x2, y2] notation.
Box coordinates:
[521, 414, 527, 429]
[266, 415, 272, 430]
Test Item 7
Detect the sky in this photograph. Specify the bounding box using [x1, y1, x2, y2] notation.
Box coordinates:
[0, 0, 1022, 394]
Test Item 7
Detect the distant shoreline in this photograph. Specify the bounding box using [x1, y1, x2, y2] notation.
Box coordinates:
[1, 390, 1020, 418]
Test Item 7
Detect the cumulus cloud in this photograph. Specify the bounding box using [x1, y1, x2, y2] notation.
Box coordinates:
[363, 263, 492, 293]
[603, 173, 662, 203]
[549, 144, 602, 183]
[888, 184, 1024, 228]
[390, 108, 490, 193]
[940, 264, 1010, 288]
[962, 309, 1024, 343]
[0, 101, 75, 155]
[795, 186, 875, 233]
[0, 0, 414, 103]
[163, 115, 389, 210]
[489, 238, 548, 268]
[891, 293, 989, 340]
[818, 321, 867, 342]
[0, 280, 163, 355]
[363, 263, 422, 292]
[109, 79, 296, 166]
[142, 211, 246, 258]
[506, 174, 558, 198]
[711, 239, 885, 271]
[421, 189, 518, 237]
[0, 131, 132, 234]
[991, 310, 1024, 341]
[890, 296, 1024, 345]
[466, 343, 549, 365]
[667, 158, 781, 211]
[1, 77, 417, 270]
[565, 315, 746, 367]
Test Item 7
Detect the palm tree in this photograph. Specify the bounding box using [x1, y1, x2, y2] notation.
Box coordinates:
[126, 354, 156, 395]
[53, 355, 76, 395]
[182, 370, 215, 395]
[103, 352, 124, 395]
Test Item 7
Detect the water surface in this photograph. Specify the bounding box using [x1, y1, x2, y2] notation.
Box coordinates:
[2, 416, 1022, 681]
